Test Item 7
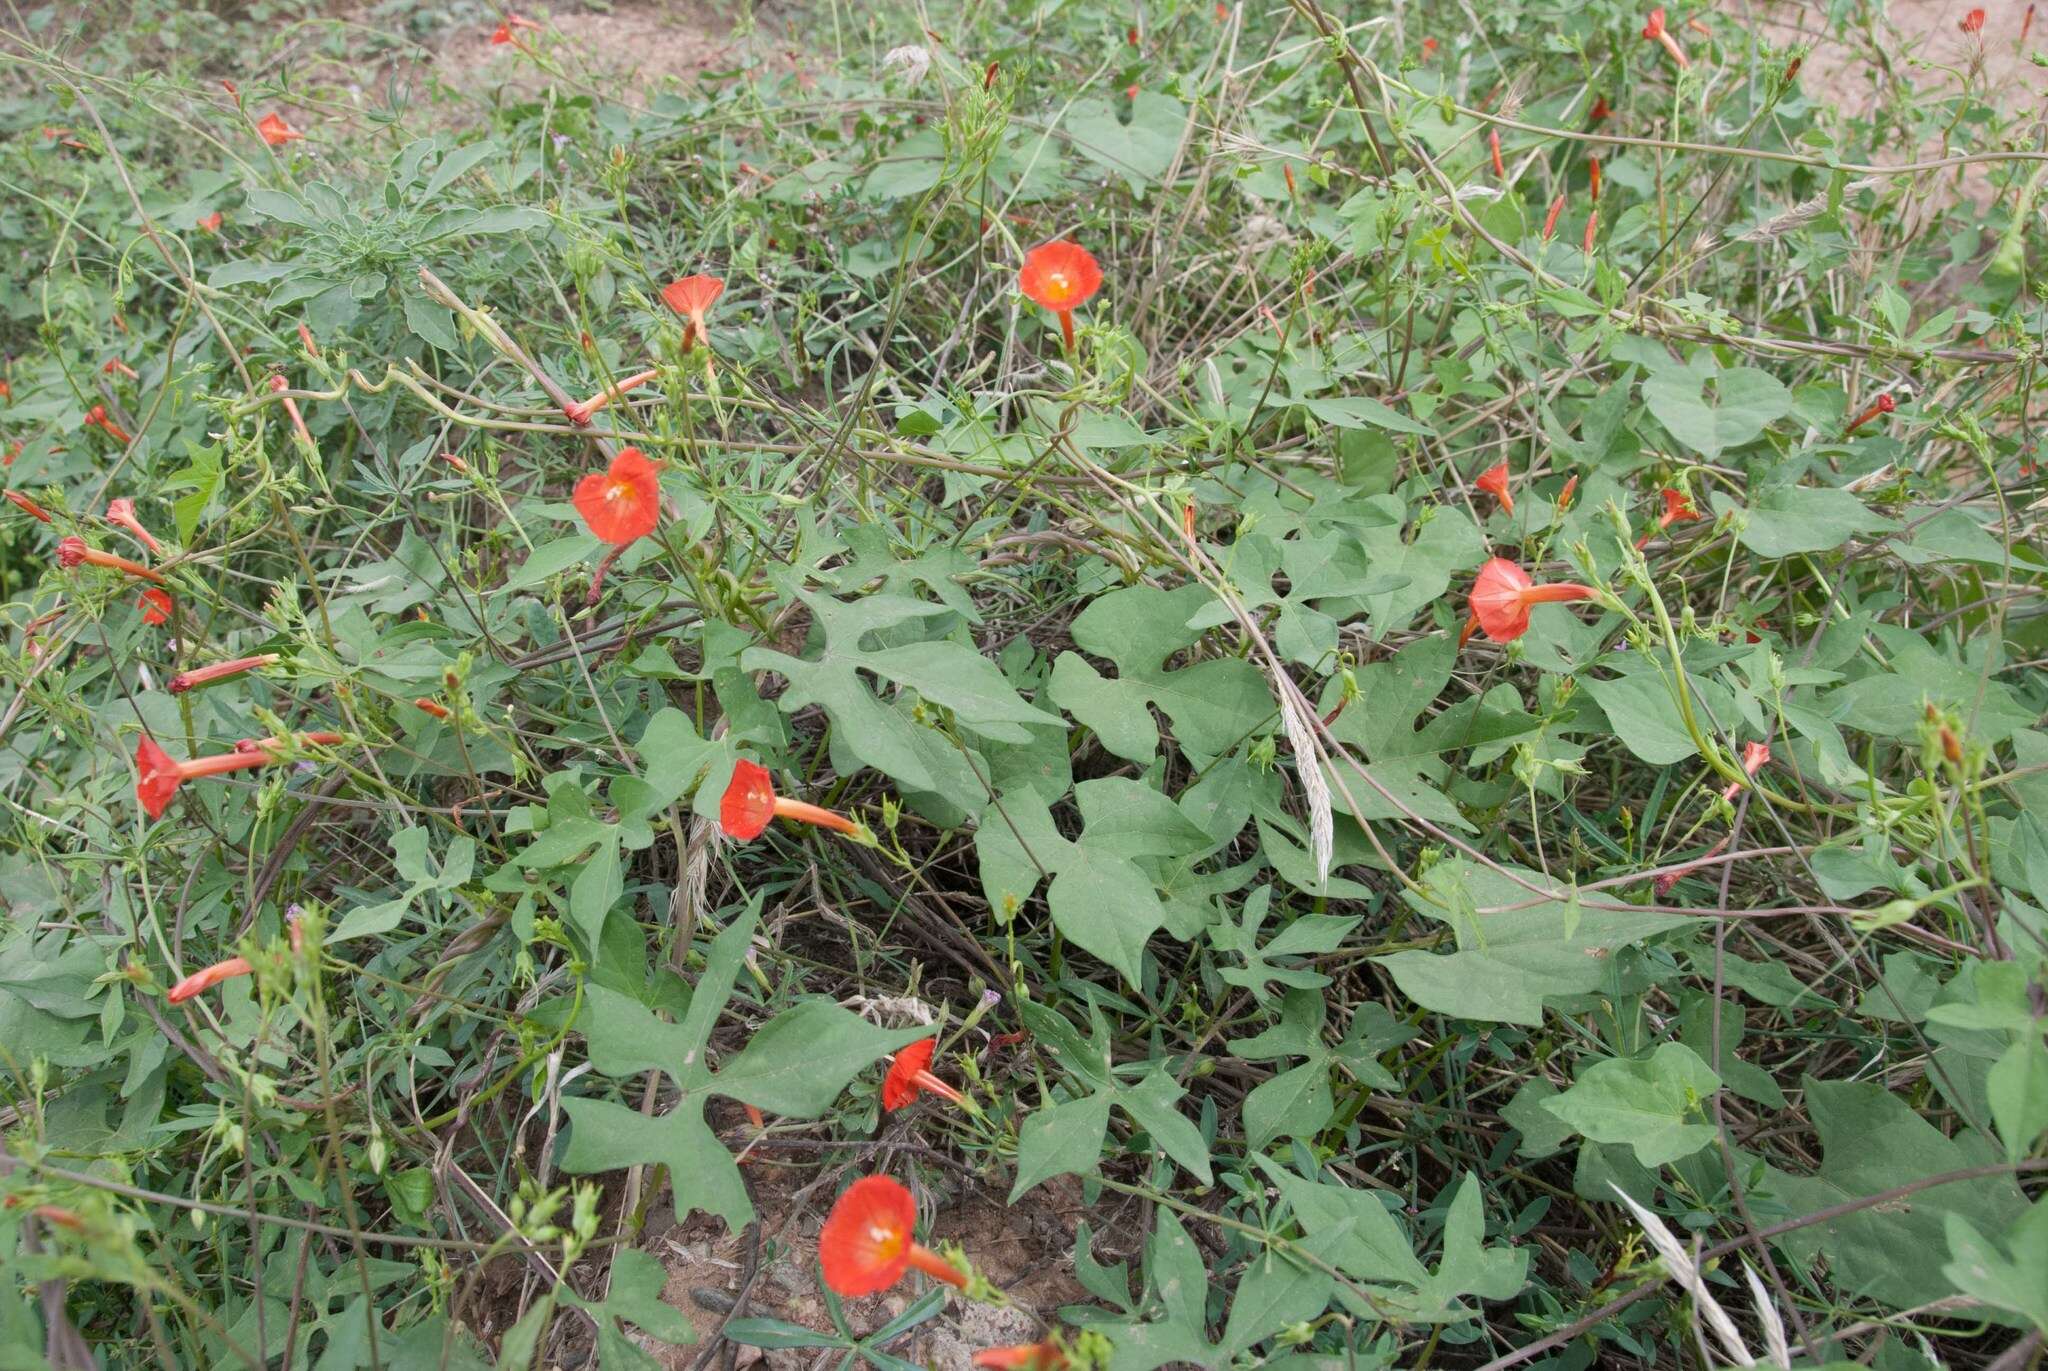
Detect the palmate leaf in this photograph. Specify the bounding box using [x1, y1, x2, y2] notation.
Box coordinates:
[1009, 1001, 1212, 1198]
[1048, 583, 1271, 765]
[1374, 860, 1687, 1025]
[1762, 1077, 2026, 1309]
[743, 590, 1059, 795]
[976, 778, 1213, 984]
[555, 901, 927, 1229]
[1253, 1158, 1527, 1324]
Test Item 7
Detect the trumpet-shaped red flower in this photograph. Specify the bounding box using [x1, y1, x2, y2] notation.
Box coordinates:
[1488, 128, 1505, 178]
[135, 731, 341, 819]
[1721, 740, 1771, 800]
[1589, 155, 1602, 200]
[1557, 474, 1580, 511]
[1462, 557, 1599, 646]
[565, 369, 660, 425]
[1844, 392, 1895, 436]
[882, 1038, 966, 1111]
[414, 697, 452, 719]
[167, 915, 307, 1002]
[1959, 7, 1984, 31]
[6, 489, 51, 523]
[817, 1176, 965, 1297]
[1582, 208, 1599, 252]
[1642, 8, 1693, 66]
[491, 13, 541, 43]
[84, 405, 133, 445]
[1590, 95, 1611, 121]
[198, 210, 223, 233]
[718, 758, 858, 841]
[1474, 461, 1514, 515]
[139, 588, 173, 626]
[1018, 241, 1103, 354]
[1542, 194, 1566, 242]
[104, 358, 139, 380]
[1422, 36, 1438, 57]
[1634, 488, 1700, 548]
[57, 536, 164, 584]
[973, 1346, 1067, 1371]
[105, 498, 163, 555]
[168, 654, 280, 694]
[662, 275, 726, 352]
[167, 956, 253, 1003]
[572, 446, 662, 545]
[257, 113, 304, 146]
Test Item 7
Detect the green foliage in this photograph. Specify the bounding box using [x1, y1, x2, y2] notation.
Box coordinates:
[0, 0, 2045, 1365]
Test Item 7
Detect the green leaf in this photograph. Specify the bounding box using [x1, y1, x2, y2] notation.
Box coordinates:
[1048, 583, 1271, 765]
[1298, 394, 1435, 437]
[1065, 92, 1187, 192]
[1011, 1090, 1112, 1200]
[1765, 1077, 2026, 1308]
[569, 832, 623, 959]
[1943, 1202, 2048, 1335]
[557, 901, 899, 1230]
[1540, 1042, 1723, 1167]
[1581, 670, 1698, 765]
[745, 592, 1046, 797]
[404, 291, 462, 352]
[1732, 485, 1897, 558]
[422, 139, 500, 200]
[1986, 1035, 2048, 1163]
[1375, 861, 1686, 1024]
[715, 1000, 928, 1115]
[1641, 359, 1791, 458]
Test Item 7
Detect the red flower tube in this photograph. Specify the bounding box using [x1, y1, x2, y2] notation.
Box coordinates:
[257, 113, 304, 146]
[661, 275, 726, 353]
[882, 1038, 966, 1111]
[1582, 208, 1599, 253]
[56, 536, 164, 584]
[1843, 392, 1895, 435]
[1720, 740, 1771, 800]
[817, 1176, 964, 1297]
[1461, 557, 1600, 646]
[1959, 7, 1984, 31]
[1542, 194, 1566, 242]
[565, 369, 660, 425]
[1634, 487, 1700, 548]
[135, 732, 342, 819]
[167, 654, 280, 695]
[973, 1347, 1067, 1371]
[104, 358, 139, 381]
[718, 758, 858, 841]
[139, 588, 173, 626]
[105, 497, 163, 555]
[414, 697, 452, 719]
[6, 490, 51, 523]
[1488, 128, 1505, 178]
[1474, 461, 1514, 514]
[167, 957, 253, 1004]
[84, 405, 133, 445]
[1589, 155, 1602, 200]
[1642, 8, 1692, 66]
[1018, 240, 1103, 354]
[198, 210, 223, 233]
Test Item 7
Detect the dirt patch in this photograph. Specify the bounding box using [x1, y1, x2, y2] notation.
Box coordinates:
[1755, 0, 2045, 206]
[432, 2, 749, 102]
